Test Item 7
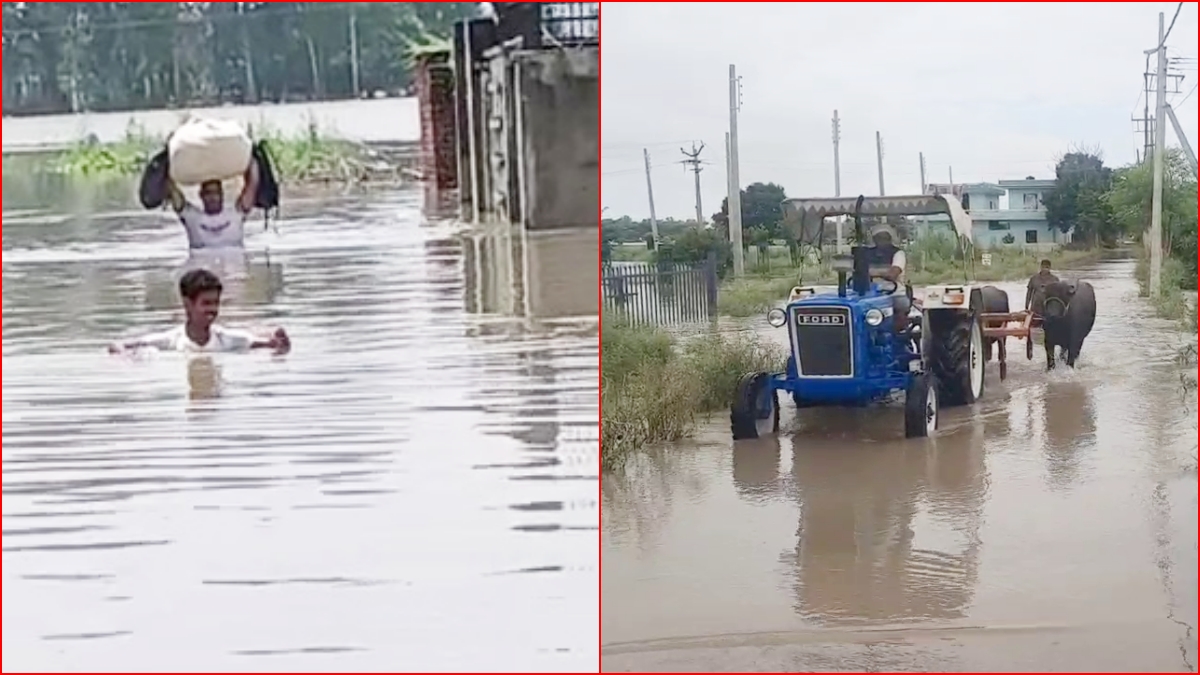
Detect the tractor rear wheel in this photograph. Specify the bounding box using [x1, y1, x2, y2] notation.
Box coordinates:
[924, 309, 985, 407]
[731, 372, 779, 440]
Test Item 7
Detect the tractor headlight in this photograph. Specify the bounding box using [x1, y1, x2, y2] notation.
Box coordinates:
[767, 308, 787, 327]
[865, 308, 885, 326]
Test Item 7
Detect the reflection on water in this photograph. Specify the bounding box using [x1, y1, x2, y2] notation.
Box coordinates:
[463, 223, 598, 323]
[603, 263, 1197, 672]
[186, 357, 224, 401]
[781, 415, 985, 627]
[727, 413, 985, 627]
[3, 177, 598, 671]
[1040, 381, 1097, 490]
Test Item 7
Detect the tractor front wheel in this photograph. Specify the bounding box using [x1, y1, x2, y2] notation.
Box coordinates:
[904, 372, 939, 438]
[731, 372, 780, 441]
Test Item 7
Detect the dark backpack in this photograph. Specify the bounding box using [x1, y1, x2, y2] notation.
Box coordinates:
[138, 147, 171, 209]
[251, 141, 280, 214]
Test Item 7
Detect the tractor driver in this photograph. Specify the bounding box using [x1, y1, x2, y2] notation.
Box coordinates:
[867, 222, 913, 329]
[867, 222, 907, 288]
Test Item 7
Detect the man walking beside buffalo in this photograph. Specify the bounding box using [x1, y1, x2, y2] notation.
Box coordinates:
[1025, 259, 1059, 314]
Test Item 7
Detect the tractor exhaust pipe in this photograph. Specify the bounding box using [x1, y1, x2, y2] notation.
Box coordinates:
[851, 195, 871, 296]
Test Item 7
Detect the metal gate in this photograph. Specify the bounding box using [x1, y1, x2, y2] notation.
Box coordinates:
[602, 259, 719, 326]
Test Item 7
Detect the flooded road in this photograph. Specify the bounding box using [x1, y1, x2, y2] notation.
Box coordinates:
[3, 176, 599, 671]
[602, 262, 1197, 672]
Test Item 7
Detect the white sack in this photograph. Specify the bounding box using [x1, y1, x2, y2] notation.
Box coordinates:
[168, 117, 253, 185]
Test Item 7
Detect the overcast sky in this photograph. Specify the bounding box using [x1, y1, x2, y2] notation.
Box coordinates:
[601, 2, 1199, 220]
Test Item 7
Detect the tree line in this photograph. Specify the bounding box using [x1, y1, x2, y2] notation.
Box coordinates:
[603, 151, 1198, 288]
[1047, 148, 1196, 287]
[2, 2, 475, 116]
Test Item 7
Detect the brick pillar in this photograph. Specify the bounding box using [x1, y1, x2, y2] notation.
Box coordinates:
[415, 51, 458, 191]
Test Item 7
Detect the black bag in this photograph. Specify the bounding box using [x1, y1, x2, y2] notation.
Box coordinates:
[251, 141, 280, 213]
[138, 148, 171, 209]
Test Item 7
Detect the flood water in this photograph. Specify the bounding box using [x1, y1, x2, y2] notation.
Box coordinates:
[602, 263, 1198, 672]
[2, 175, 599, 671]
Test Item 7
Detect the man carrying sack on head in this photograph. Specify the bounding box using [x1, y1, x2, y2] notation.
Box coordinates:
[139, 117, 279, 250]
[167, 164, 259, 250]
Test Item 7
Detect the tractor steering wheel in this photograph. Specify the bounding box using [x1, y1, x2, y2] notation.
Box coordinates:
[872, 276, 899, 295]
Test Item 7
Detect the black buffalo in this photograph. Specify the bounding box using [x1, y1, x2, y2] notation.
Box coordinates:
[1040, 280, 1096, 370]
[978, 285, 1009, 362]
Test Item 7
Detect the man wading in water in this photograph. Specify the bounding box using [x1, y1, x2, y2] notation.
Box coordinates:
[109, 269, 289, 354]
[168, 161, 260, 250]
[1025, 258, 1059, 313]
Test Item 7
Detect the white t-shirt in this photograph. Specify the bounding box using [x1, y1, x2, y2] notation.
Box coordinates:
[179, 204, 246, 249]
[132, 324, 257, 353]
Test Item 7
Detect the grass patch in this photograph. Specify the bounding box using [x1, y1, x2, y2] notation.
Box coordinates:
[1133, 253, 1193, 325]
[36, 118, 389, 185]
[611, 244, 655, 263]
[601, 318, 784, 472]
[717, 243, 1104, 318]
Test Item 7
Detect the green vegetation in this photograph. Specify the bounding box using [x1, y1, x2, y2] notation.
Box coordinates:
[1108, 149, 1197, 321]
[30, 119, 396, 185]
[1134, 254, 1195, 327]
[2, 2, 475, 115]
[719, 243, 1103, 318]
[601, 319, 783, 472]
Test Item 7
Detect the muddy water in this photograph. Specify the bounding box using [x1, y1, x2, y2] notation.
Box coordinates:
[603, 262, 1197, 672]
[2, 178, 599, 671]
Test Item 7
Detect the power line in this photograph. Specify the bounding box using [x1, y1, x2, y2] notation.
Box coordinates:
[1159, 1, 1184, 49]
[1177, 82, 1198, 107]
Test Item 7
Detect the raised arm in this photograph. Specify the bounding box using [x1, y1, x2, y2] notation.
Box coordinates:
[167, 178, 187, 213]
[236, 161, 260, 214]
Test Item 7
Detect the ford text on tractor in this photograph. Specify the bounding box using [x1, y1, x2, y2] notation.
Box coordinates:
[730, 194, 990, 441]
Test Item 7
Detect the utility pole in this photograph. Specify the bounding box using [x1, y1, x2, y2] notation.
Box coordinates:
[832, 110, 845, 253]
[1148, 11, 1167, 297]
[349, 7, 361, 97]
[643, 148, 660, 250]
[728, 64, 745, 277]
[831, 111, 842, 198]
[1143, 55, 1153, 162]
[680, 142, 706, 225]
[919, 152, 927, 194]
[949, 166, 954, 185]
[1136, 46, 1187, 164]
[875, 131, 886, 196]
[725, 132, 732, 202]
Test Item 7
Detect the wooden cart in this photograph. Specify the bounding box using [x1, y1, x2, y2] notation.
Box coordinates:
[979, 310, 1043, 380]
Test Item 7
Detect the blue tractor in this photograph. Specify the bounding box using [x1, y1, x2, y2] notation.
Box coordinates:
[730, 194, 989, 440]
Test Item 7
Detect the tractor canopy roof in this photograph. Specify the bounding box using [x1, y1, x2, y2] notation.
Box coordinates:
[781, 194, 974, 245]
